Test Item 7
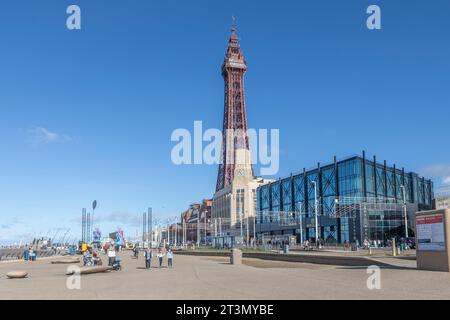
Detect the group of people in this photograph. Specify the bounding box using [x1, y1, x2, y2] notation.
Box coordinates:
[302, 239, 325, 250]
[83, 246, 103, 266]
[80, 244, 174, 270]
[23, 247, 37, 261]
[143, 247, 174, 269]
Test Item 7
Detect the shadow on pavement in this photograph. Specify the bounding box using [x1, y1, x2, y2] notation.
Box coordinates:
[336, 265, 416, 271]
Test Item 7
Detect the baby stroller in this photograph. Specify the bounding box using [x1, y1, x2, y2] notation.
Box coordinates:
[112, 256, 122, 271]
[83, 253, 94, 267]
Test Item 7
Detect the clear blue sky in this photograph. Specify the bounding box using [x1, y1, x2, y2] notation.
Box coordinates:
[1, 0, 449, 244]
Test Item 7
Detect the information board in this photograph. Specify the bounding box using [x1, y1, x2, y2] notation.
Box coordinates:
[417, 214, 446, 251]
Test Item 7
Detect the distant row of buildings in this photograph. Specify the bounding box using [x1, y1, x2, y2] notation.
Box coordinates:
[172, 199, 212, 245]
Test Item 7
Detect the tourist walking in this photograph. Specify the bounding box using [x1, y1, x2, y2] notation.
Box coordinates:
[23, 247, 30, 261]
[107, 247, 116, 266]
[167, 249, 173, 268]
[157, 249, 164, 268]
[28, 248, 35, 261]
[144, 248, 152, 269]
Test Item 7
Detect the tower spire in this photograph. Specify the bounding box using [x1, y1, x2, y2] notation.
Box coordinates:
[229, 16, 238, 44]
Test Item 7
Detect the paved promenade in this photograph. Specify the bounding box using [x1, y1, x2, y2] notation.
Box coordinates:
[0, 252, 449, 299]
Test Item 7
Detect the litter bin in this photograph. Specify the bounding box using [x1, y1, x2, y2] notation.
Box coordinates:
[283, 244, 289, 254]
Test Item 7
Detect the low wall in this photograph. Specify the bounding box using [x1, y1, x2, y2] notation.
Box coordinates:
[0, 249, 64, 262]
[174, 250, 391, 267]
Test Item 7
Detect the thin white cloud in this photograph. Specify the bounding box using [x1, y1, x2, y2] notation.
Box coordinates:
[94, 211, 142, 227]
[27, 127, 73, 145]
[421, 164, 450, 185]
[0, 217, 22, 230]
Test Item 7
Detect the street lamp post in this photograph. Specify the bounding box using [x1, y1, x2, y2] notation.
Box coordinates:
[91, 200, 97, 244]
[240, 211, 243, 241]
[175, 219, 177, 245]
[204, 212, 208, 246]
[253, 215, 256, 248]
[167, 219, 170, 246]
[175, 220, 177, 246]
[312, 181, 319, 244]
[197, 214, 200, 247]
[298, 201, 303, 245]
[246, 214, 249, 246]
[182, 219, 185, 247]
[400, 185, 409, 238]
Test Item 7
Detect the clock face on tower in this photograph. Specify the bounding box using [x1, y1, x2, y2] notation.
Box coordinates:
[237, 169, 245, 177]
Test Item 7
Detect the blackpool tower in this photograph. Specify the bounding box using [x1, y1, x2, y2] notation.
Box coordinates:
[215, 22, 254, 192]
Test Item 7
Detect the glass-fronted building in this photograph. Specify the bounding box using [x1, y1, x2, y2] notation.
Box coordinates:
[256, 152, 433, 245]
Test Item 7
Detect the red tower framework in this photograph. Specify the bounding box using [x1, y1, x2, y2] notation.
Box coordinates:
[216, 23, 254, 192]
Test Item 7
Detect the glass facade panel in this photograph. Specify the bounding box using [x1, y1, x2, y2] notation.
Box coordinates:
[322, 196, 335, 216]
[293, 174, 305, 211]
[386, 169, 395, 198]
[368, 210, 404, 243]
[324, 225, 338, 243]
[340, 218, 350, 243]
[413, 175, 420, 204]
[376, 165, 386, 198]
[256, 188, 261, 222]
[321, 166, 336, 216]
[281, 178, 291, 211]
[271, 181, 280, 208]
[338, 159, 363, 198]
[417, 179, 425, 204]
[260, 184, 270, 210]
[283, 203, 292, 213]
[365, 162, 375, 196]
[425, 181, 431, 206]
[262, 209, 270, 223]
[404, 175, 412, 203]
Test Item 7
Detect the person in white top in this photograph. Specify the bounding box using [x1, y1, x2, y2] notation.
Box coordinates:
[157, 249, 164, 268]
[167, 249, 174, 268]
[107, 247, 116, 266]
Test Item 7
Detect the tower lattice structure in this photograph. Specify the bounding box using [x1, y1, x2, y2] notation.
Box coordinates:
[216, 23, 254, 192]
